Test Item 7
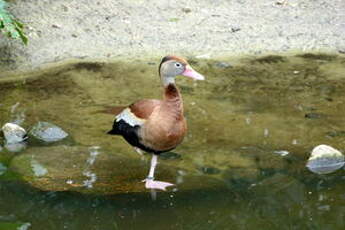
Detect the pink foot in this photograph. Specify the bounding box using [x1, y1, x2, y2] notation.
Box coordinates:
[142, 178, 175, 191]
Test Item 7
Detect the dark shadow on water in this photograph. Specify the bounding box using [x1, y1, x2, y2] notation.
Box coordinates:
[1, 169, 344, 230]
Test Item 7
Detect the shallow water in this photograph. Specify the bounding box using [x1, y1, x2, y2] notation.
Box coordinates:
[0, 53, 345, 229]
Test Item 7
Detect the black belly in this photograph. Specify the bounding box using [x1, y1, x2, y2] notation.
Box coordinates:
[107, 119, 175, 155]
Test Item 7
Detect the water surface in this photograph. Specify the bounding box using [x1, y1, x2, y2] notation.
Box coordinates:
[0, 53, 345, 229]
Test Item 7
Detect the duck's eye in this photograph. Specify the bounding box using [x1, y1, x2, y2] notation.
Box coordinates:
[175, 63, 182, 68]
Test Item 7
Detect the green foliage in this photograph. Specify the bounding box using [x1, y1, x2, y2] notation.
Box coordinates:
[0, 0, 27, 45]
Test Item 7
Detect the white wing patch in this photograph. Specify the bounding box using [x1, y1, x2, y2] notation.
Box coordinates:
[116, 108, 146, 127]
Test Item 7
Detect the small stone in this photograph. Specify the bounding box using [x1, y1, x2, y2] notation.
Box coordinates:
[231, 27, 241, 33]
[276, 0, 288, 5]
[1, 123, 27, 144]
[214, 61, 232, 68]
[306, 144, 345, 174]
[29, 121, 68, 142]
[52, 24, 61, 28]
[274, 150, 289, 156]
[181, 8, 191, 13]
[199, 166, 221, 175]
[305, 113, 323, 119]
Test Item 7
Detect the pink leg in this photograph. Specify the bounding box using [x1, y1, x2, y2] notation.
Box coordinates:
[142, 155, 175, 191]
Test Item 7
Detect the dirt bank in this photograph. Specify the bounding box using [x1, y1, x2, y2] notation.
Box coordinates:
[0, 0, 344, 73]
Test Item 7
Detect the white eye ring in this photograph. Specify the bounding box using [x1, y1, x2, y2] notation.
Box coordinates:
[175, 63, 182, 68]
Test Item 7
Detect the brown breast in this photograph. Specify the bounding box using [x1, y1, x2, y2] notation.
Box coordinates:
[139, 113, 187, 151]
[138, 84, 187, 151]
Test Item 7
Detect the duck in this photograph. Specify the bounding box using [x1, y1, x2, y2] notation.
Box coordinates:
[107, 55, 205, 191]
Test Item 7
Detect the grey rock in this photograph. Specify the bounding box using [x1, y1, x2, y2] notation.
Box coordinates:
[9, 145, 224, 195]
[29, 122, 68, 142]
[306, 144, 345, 174]
[1, 123, 27, 144]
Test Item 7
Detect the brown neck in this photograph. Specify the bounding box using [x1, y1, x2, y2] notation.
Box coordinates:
[163, 83, 184, 120]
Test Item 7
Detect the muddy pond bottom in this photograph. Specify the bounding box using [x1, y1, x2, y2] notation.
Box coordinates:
[0, 53, 345, 229]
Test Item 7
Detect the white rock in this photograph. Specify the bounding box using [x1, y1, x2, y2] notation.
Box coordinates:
[306, 144, 345, 174]
[1, 123, 27, 144]
[309, 145, 342, 160]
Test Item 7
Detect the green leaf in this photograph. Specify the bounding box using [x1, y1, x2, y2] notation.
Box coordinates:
[169, 17, 180, 22]
[16, 26, 28, 44]
[14, 19, 23, 28]
[0, 0, 28, 45]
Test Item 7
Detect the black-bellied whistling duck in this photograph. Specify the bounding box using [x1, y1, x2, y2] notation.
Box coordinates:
[108, 55, 205, 191]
